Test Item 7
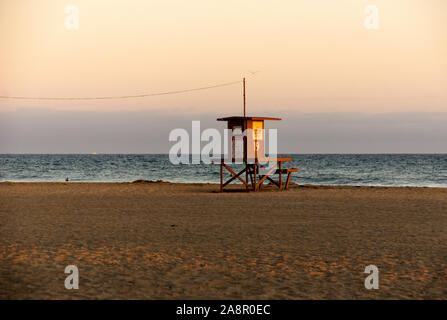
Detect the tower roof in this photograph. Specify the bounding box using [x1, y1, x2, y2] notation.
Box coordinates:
[217, 116, 281, 121]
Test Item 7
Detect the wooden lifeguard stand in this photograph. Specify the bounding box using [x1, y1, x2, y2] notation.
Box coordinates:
[216, 78, 298, 192]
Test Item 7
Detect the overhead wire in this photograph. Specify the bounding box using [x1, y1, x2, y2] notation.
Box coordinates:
[0, 79, 243, 101]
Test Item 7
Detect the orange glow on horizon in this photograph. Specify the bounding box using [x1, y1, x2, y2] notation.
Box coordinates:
[1, 0, 446, 113]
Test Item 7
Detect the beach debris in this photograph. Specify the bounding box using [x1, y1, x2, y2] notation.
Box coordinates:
[132, 179, 168, 184]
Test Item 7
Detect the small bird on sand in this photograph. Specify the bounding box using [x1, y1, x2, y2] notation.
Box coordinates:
[65, 177, 70, 182]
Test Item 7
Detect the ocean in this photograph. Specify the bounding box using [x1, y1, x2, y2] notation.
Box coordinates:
[0, 154, 446, 187]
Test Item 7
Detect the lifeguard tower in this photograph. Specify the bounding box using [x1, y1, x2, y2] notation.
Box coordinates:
[215, 78, 298, 192]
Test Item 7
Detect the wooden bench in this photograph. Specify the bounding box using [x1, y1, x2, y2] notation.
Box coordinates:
[274, 168, 298, 190]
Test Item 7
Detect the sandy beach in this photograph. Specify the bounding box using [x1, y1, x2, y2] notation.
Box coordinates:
[0, 182, 446, 299]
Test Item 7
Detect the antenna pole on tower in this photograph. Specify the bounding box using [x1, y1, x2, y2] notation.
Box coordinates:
[243, 77, 246, 117]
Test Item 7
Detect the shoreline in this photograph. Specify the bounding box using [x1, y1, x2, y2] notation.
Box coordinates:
[1, 180, 447, 189]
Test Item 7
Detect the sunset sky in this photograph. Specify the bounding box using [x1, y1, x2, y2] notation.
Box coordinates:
[1, 0, 446, 153]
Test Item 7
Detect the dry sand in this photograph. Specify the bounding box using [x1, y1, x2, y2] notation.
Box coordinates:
[0, 182, 446, 299]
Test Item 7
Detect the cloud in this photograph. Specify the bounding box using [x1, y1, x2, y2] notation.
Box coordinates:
[1, 109, 446, 153]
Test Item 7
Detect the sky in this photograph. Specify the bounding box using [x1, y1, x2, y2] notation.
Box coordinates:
[1, 0, 446, 153]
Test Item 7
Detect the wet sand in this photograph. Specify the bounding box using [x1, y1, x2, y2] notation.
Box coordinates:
[0, 182, 446, 299]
